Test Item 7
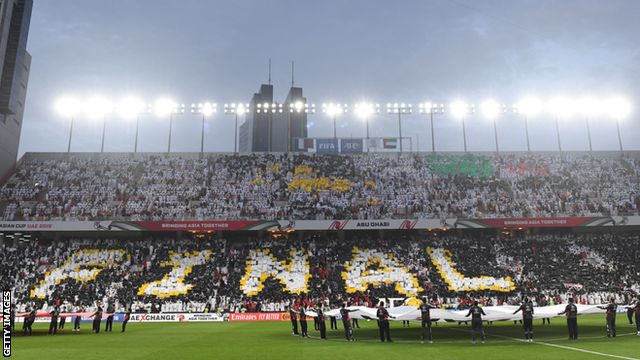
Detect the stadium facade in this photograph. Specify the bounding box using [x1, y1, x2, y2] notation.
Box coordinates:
[238, 83, 308, 152]
[0, 0, 31, 179]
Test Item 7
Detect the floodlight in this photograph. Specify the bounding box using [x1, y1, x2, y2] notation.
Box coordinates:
[55, 96, 80, 117]
[83, 96, 112, 119]
[355, 102, 375, 119]
[480, 99, 501, 119]
[606, 96, 631, 119]
[450, 100, 469, 119]
[202, 102, 216, 116]
[515, 97, 542, 116]
[546, 97, 575, 118]
[236, 104, 247, 115]
[154, 98, 177, 117]
[117, 97, 145, 118]
[294, 101, 304, 112]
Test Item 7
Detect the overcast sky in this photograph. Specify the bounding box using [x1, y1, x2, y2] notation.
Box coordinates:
[18, 0, 640, 154]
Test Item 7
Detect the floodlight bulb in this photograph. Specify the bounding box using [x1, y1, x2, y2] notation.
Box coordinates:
[449, 100, 469, 119]
[55, 96, 80, 117]
[480, 99, 501, 119]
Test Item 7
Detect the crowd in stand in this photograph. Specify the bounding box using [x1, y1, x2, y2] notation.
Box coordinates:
[2, 231, 638, 314]
[1, 152, 639, 221]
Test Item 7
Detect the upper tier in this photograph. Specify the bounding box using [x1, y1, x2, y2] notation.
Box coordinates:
[1, 151, 639, 221]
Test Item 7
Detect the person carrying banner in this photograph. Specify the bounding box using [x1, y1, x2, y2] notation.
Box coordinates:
[58, 305, 66, 331]
[122, 307, 131, 333]
[299, 305, 308, 338]
[91, 303, 103, 334]
[23, 308, 35, 336]
[419, 297, 436, 343]
[634, 298, 640, 335]
[48, 305, 59, 335]
[340, 303, 356, 341]
[316, 305, 327, 339]
[105, 303, 115, 332]
[513, 297, 535, 342]
[597, 298, 617, 337]
[558, 298, 578, 340]
[376, 301, 394, 342]
[73, 306, 83, 332]
[287, 305, 299, 336]
[465, 301, 486, 344]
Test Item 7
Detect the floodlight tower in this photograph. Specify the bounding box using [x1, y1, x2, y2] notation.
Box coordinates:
[450, 101, 473, 152]
[418, 102, 445, 153]
[55, 97, 81, 153]
[322, 103, 348, 139]
[607, 96, 631, 153]
[154, 98, 182, 153]
[547, 97, 574, 153]
[191, 102, 217, 153]
[513, 97, 542, 153]
[116, 97, 147, 153]
[354, 102, 379, 152]
[224, 103, 250, 153]
[84, 96, 112, 153]
[480, 99, 505, 153]
[386, 103, 412, 153]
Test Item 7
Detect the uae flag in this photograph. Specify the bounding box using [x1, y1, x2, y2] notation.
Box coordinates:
[383, 138, 398, 149]
[297, 138, 315, 150]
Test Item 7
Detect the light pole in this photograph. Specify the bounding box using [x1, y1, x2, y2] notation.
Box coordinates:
[116, 97, 146, 153]
[418, 102, 445, 152]
[322, 103, 347, 140]
[354, 102, 380, 152]
[84, 96, 112, 153]
[55, 97, 80, 153]
[514, 97, 542, 153]
[225, 103, 250, 153]
[547, 97, 574, 153]
[480, 99, 505, 153]
[154, 98, 181, 153]
[191, 102, 217, 153]
[607, 97, 631, 153]
[450, 101, 472, 152]
[386, 103, 412, 154]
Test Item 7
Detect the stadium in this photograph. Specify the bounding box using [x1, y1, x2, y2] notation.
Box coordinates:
[2, 1, 640, 360]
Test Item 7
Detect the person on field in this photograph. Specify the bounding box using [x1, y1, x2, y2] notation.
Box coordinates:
[48, 305, 59, 335]
[465, 301, 486, 344]
[558, 297, 578, 340]
[376, 301, 394, 342]
[419, 297, 436, 343]
[340, 303, 356, 341]
[299, 305, 308, 338]
[122, 307, 131, 333]
[287, 305, 299, 336]
[315, 305, 327, 339]
[105, 303, 115, 332]
[91, 303, 103, 334]
[597, 298, 617, 337]
[513, 297, 535, 342]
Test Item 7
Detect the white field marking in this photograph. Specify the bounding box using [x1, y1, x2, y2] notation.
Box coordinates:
[491, 332, 639, 360]
[446, 327, 640, 360]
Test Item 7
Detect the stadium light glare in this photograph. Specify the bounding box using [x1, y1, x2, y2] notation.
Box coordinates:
[354, 102, 375, 119]
[236, 104, 247, 115]
[324, 103, 342, 117]
[449, 100, 469, 119]
[606, 96, 631, 119]
[117, 97, 146, 119]
[202, 102, 216, 116]
[575, 97, 604, 117]
[154, 98, 177, 117]
[84, 96, 112, 119]
[546, 97, 575, 118]
[480, 99, 501, 119]
[55, 96, 81, 118]
[515, 97, 542, 117]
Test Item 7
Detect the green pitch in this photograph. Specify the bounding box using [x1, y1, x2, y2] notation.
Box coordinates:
[10, 315, 639, 360]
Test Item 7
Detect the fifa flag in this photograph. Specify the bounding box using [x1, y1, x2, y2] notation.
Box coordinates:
[383, 138, 398, 149]
[297, 138, 315, 151]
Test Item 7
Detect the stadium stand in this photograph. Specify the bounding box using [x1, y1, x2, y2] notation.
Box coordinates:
[1, 152, 639, 221]
[2, 231, 638, 313]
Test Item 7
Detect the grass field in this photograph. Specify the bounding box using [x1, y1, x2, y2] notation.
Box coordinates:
[10, 315, 639, 360]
